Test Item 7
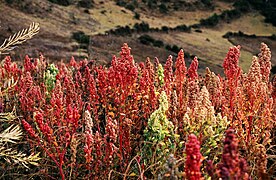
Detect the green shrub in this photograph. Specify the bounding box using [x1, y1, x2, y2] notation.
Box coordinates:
[165, 44, 172, 51]
[200, 13, 219, 27]
[48, 0, 74, 6]
[270, 34, 276, 40]
[108, 26, 133, 36]
[234, 0, 276, 26]
[5, 0, 14, 4]
[264, 9, 276, 26]
[175, 25, 191, 32]
[220, 9, 242, 21]
[161, 26, 169, 33]
[126, 3, 135, 11]
[171, 45, 180, 54]
[153, 40, 164, 48]
[271, 65, 276, 74]
[222, 32, 233, 38]
[116, 0, 126, 7]
[72, 31, 90, 44]
[134, 12, 140, 20]
[78, 0, 94, 8]
[165, 44, 181, 54]
[134, 22, 150, 32]
[139, 35, 155, 45]
[159, 3, 168, 14]
[233, 0, 251, 12]
[201, 0, 213, 6]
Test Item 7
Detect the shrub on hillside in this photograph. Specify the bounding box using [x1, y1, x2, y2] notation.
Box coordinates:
[78, 0, 94, 8]
[270, 34, 276, 40]
[234, 0, 276, 26]
[201, 0, 212, 6]
[106, 22, 151, 36]
[200, 13, 219, 27]
[223, 31, 258, 38]
[233, 0, 251, 12]
[175, 24, 191, 32]
[159, 3, 168, 14]
[161, 26, 169, 33]
[126, 3, 135, 11]
[220, 9, 242, 21]
[72, 31, 89, 44]
[272, 65, 276, 74]
[139, 34, 155, 45]
[116, 0, 127, 7]
[153, 40, 164, 48]
[109, 26, 132, 36]
[166, 44, 182, 54]
[134, 22, 150, 32]
[5, 0, 14, 4]
[134, 12, 140, 20]
[48, 0, 74, 6]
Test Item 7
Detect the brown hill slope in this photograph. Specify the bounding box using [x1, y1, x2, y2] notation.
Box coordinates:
[0, 0, 275, 74]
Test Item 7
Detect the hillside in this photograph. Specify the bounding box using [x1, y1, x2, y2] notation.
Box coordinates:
[0, 0, 275, 74]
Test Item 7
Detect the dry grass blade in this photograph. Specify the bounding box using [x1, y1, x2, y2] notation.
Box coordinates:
[0, 146, 40, 168]
[0, 22, 40, 54]
[0, 123, 40, 168]
[2, 76, 18, 92]
[0, 109, 17, 122]
[0, 125, 22, 144]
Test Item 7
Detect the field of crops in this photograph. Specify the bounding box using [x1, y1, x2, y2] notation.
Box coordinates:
[0, 39, 275, 179]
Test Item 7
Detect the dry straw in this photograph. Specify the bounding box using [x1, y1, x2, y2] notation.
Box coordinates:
[0, 22, 40, 55]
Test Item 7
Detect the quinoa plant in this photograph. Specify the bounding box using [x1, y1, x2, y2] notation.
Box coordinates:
[142, 91, 178, 178]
